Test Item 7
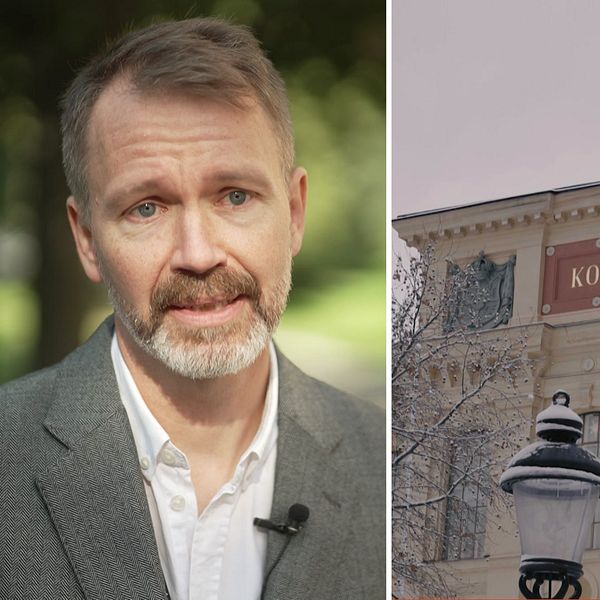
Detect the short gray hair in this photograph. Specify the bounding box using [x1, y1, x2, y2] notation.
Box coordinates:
[60, 17, 295, 222]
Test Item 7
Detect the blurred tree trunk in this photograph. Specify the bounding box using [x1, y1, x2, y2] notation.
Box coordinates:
[26, 3, 130, 369]
[33, 114, 94, 369]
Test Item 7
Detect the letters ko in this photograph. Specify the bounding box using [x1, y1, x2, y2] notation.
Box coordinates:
[571, 264, 600, 288]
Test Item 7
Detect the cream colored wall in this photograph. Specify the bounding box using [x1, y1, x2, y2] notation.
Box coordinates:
[394, 187, 600, 598]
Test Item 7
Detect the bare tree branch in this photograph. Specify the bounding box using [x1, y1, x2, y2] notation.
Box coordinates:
[392, 242, 528, 598]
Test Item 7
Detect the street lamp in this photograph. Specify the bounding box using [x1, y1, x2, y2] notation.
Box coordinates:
[500, 390, 600, 599]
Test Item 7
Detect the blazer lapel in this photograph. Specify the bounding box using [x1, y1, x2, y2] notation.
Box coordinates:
[262, 353, 361, 599]
[35, 319, 167, 600]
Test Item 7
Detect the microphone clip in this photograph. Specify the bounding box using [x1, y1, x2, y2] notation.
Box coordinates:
[253, 503, 310, 537]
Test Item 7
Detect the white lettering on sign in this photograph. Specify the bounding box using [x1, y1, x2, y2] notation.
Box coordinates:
[571, 265, 600, 288]
[587, 264, 600, 286]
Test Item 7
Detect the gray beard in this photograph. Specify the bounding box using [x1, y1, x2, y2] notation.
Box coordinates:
[116, 302, 273, 379]
[99, 259, 292, 380]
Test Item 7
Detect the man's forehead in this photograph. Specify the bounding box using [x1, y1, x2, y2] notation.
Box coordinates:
[90, 76, 265, 135]
[85, 78, 289, 200]
[87, 77, 284, 168]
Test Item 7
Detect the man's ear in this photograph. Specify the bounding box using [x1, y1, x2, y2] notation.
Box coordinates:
[288, 167, 308, 257]
[66, 196, 103, 283]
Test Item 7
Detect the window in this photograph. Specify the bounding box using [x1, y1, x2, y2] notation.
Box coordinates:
[579, 412, 600, 549]
[442, 441, 488, 561]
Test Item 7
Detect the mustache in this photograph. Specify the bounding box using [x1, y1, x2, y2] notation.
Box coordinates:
[150, 269, 262, 314]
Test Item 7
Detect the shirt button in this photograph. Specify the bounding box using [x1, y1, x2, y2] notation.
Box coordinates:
[140, 457, 151, 470]
[170, 495, 186, 511]
[162, 448, 177, 466]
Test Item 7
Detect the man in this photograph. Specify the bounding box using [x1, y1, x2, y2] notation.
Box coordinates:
[0, 18, 384, 600]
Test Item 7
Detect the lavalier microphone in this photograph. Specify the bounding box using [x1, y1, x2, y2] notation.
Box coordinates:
[253, 503, 310, 536]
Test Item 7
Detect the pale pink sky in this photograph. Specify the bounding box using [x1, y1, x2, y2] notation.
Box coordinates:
[393, 0, 600, 217]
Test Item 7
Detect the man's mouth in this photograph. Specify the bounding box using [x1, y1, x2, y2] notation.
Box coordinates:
[165, 295, 248, 327]
[148, 269, 262, 329]
[171, 296, 240, 311]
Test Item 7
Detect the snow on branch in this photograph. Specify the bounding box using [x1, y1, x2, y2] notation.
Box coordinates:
[392, 242, 530, 598]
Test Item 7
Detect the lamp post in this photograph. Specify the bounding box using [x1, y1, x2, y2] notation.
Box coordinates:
[500, 390, 600, 599]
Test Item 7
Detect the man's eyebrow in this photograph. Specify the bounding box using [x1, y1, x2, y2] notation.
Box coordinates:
[103, 179, 166, 208]
[207, 168, 276, 191]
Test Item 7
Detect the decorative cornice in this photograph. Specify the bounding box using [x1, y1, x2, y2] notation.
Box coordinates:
[394, 186, 600, 247]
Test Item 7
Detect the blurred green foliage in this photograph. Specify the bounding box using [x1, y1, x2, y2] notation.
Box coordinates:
[0, 0, 384, 385]
[0, 282, 38, 381]
[281, 269, 385, 363]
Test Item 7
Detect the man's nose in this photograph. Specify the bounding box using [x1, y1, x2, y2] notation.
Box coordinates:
[170, 209, 227, 274]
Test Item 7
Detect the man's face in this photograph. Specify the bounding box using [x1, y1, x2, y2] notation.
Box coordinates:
[68, 80, 307, 378]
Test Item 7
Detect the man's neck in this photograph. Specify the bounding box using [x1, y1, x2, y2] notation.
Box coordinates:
[114, 319, 270, 475]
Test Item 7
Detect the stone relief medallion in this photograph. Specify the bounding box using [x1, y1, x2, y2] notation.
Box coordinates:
[445, 251, 516, 331]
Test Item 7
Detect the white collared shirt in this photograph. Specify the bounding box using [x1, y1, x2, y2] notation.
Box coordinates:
[111, 334, 278, 600]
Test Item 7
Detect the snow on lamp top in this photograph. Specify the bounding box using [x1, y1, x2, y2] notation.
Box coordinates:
[536, 389, 583, 443]
[500, 389, 600, 493]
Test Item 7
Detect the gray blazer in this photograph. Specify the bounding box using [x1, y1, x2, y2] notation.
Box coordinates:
[0, 318, 384, 599]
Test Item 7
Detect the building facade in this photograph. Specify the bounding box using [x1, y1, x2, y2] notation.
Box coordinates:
[393, 184, 600, 598]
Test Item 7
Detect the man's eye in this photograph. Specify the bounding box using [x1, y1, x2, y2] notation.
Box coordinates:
[134, 202, 157, 218]
[227, 190, 248, 206]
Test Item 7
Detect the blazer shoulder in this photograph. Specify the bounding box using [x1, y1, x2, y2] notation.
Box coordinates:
[311, 374, 384, 430]
[316, 379, 384, 463]
[0, 364, 60, 417]
[277, 350, 384, 452]
[0, 316, 115, 423]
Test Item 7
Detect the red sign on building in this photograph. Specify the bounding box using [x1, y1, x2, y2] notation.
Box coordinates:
[542, 238, 600, 315]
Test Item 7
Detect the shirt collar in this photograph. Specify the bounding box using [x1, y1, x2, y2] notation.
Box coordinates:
[111, 334, 169, 480]
[110, 333, 279, 485]
[238, 342, 279, 483]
